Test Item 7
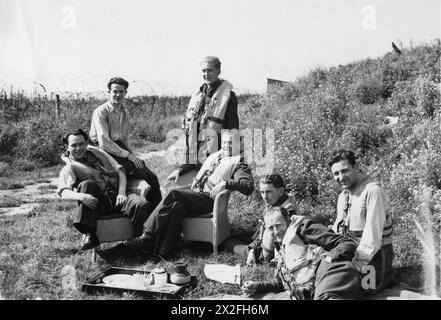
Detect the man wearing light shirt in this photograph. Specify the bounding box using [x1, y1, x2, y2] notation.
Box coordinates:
[90, 77, 162, 212]
[328, 149, 393, 295]
[57, 129, 150, 250]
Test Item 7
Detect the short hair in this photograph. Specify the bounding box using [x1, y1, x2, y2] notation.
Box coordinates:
[260, 174, 285, 189]
[264, 206, 290, 223]
[327, 149, 357, 168]
[62, 129, 89, 145]
[201, 56, 221, 70]
[107, 77, 129, 90]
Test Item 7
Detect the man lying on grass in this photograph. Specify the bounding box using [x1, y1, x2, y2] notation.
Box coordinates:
[232, 173, 300, 264]
[124, 131, 253, 259]
[241, 206, 360, 300]
[57, 129, 150, 250]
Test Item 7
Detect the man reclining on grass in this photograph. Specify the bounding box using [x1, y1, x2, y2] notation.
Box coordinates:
[123, 131, 254, 259]
[232, 174, 300, 264]
[241, 206, 360, 300]
[57, 129, 150, 250]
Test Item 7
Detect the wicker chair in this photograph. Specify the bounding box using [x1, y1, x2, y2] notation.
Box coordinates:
[91, 179, 150, 262]
[182, 189, 232, 253]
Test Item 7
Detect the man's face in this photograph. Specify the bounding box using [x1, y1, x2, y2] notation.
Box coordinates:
[331, 159, 359, 190]
[67, 134, 87, 160]
[108, 83, 127, 105]
[201, 62, 221, 85]
[264, 211, 288, 243]
[260, 182, 285, 206]
[221, 135, 240, 156]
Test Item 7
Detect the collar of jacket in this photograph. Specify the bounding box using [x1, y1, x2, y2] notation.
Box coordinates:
[200, 79, 222, 96]
[272, 192, 289, 207]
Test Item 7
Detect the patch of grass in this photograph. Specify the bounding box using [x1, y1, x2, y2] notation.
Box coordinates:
[0, 195, 22, 208]
[37, 184, 57, 191]
[0, 196, 269, 300]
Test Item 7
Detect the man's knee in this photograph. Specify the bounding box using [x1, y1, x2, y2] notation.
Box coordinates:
[127, 194, 149, 208]
[164, 189, 184, 203]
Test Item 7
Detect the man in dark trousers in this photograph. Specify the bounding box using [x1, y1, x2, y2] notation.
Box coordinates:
[89, 77, 162, 211]
[57, 129, 150, 250]
[124, 132, 253, 258]
[164, 56, 239, 190]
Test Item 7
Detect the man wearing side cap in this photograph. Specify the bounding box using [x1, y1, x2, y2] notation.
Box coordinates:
[89, 77, 162, 212]
[164, 56, 239, 190]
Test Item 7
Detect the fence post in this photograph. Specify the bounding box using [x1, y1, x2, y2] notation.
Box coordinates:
[55, 94, 60, 119]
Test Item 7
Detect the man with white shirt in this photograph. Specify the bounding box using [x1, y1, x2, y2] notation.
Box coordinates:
[328, 149, 393, 295]
[124, 132, 253, 258]
[89, 77, 162, 211]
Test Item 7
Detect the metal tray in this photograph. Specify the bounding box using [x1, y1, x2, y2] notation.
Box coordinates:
[82, 267, 197, 299]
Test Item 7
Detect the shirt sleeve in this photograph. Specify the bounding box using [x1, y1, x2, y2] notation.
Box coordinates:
[353, 186, 387, 269]
[91, 108, 130, 158]
[225, 157, 254, 195]
[57, 165, 77, 196]
[298, 217, 357, 262]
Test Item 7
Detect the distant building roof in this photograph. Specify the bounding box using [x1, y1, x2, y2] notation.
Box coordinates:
[266, 78, 289, 92]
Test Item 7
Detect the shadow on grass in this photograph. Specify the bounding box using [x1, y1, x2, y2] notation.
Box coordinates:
[392, 264, 425, 290]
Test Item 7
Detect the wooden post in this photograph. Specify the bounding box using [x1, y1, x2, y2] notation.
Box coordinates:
[55, 94, 61, 119]
[150, 96, 156, 109]
[177, 96, 182, 112]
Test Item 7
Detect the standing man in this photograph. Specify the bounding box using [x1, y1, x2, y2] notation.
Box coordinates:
[165, 56, 239, 188]
[124, 132, 253, 259]
[57, 129, 150, 250]
[328, 149, 393, 294]
[90, 77, 162, 211]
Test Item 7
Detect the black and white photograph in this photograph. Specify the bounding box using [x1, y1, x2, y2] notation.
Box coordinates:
[0, 0, 440, 308]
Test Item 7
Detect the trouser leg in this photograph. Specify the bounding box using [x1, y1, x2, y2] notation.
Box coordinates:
[74, 180, 111, 234]
[143, 188, 214, 245]
[314, 260, 361, 300]
[120, 194, 151, 237]
[156, 202, 186, 257]
[108, 141, 163, 210]
[361, 244, 394, 296]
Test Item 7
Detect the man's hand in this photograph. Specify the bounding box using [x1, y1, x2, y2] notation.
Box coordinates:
[116, 194, 127, 207]
[127, 153, 145, 169]
[210, 181, 226, 198]
[81, 194, 99, 209]
[241, 281, 258, 296]
[165, 169, 180, 183]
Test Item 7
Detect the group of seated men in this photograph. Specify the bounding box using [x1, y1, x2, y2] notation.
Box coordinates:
[57, 60, 394, 299]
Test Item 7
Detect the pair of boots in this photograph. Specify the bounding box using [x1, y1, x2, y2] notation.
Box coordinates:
[123, 232, 176, 259]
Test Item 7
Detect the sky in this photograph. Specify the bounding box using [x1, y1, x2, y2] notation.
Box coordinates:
[0, 0, 440, 96]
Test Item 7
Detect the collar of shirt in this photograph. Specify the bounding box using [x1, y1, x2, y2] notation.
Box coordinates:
[106, 100, 125, 115]
[200, 79, 222, 97]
